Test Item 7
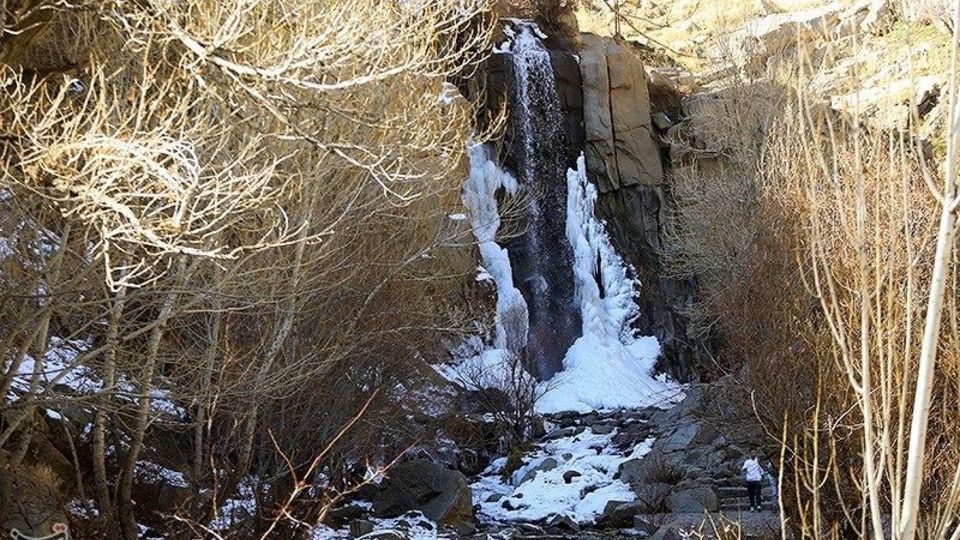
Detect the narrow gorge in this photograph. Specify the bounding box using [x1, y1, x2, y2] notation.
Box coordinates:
[1, 1, 954, 539]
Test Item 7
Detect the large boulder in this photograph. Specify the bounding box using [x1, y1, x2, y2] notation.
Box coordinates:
[580, 33, 663, 193]
[666, 485, 720, 513]
[373, 461, 474, 528]
[516, 457, 559, 485]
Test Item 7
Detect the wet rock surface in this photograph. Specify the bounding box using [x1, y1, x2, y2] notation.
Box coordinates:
[577, 34, 714, 383]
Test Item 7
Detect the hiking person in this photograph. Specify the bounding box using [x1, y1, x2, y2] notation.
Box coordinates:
[741, 449, 765, 512]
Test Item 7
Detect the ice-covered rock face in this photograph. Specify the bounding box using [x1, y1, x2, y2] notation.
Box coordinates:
[457, 21, 683, 413]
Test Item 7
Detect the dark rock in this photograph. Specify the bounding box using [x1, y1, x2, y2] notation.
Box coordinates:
[633, 515, 658, 535]
[530, 417, 548, 439]
[457, 448, 486, 477]
[502, 498, 525, 511]
[666, 485, 719, 513]
[632, 482, 672, 513]
[590, 424, 614, 435]
[652, 112, 675, 130]
[514, 523, 546, 535]
[660, 422, 699, 452]
[519, 457, 559, 484]
[485, 493, 503, 503]
[544, 514, 580, 533]
[618, 456, 652, 484]
[349, 519, 376, 538]
[373, 460, 474, 528]
[650, 525, 683, 540]
[562, 470, 582, 484]
[454, 520, 477, 536]
[544, 426, 584, 440]
[598, 500, 639, 528]
[326, 503, 368, 526]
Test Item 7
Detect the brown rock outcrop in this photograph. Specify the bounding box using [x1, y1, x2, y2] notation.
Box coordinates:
[579, 34, 663, 193]
[579, 34, 710, 380]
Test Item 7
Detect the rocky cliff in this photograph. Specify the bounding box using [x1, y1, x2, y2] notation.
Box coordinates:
[466, 28, 714, 382]
[576, 35, 712, 381]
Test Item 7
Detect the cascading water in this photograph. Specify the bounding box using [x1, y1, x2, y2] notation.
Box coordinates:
[455, 21, 683, 413]
[502, 22, 581, 380]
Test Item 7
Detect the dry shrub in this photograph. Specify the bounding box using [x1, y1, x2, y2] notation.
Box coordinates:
[0, 0, 500, 535]
[496, 0, 579, 37]
[759, 102, 960, 537]
[644, 453, 685, 486]
[666, 26, 960, 532]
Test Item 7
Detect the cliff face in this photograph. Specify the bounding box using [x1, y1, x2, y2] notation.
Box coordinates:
[465, 26, 587, 379]
[575, 35, 712, 381]
[467, 28, 712, 381]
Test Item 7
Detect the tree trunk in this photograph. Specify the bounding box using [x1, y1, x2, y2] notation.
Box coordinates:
[92, 285, 127, 530]
[193, 307, 222, 487]
[118, 261, 189, 540]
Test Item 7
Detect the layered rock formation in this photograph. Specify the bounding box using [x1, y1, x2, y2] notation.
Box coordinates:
[579, 34, 663, 191]
[578, 35, 711, 380]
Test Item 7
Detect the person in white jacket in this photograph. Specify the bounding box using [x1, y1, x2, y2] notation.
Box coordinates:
[741, 450, 765, 511]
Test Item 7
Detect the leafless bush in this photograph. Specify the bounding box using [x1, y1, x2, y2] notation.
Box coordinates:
[0, 0, 499, 537]
[452, 308, 546, 452]
[664, 11, 960, 539]
[645, 454, 685, 486]
[455, 347, 545, 453]
[496, 0, 579, 36]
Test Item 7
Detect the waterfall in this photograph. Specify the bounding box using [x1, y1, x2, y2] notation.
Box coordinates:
[453, 21, 683, 412]
[502, 21, 581, 380]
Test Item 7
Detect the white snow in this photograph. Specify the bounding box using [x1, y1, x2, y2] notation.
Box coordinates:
[209, 476, 262, 531]
[67, 498, 100, 518]
[6, 336, 98, 395]
[461, 144, 527, 355]
[310, 511, 448, 540]
[435, 348, 533, 394]
[135, 460, 189, 488]
[5, 336, 189, 419]
[535, 156, 684, 413]
[472, 427, 655, 525]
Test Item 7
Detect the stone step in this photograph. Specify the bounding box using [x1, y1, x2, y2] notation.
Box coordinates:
[717, 486, 774, 498]
[721, 500, 776, 510]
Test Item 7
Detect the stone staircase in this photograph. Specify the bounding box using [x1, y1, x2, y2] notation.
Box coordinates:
[717, 483, 776, 512]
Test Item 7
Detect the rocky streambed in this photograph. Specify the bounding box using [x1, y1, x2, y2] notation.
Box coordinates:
[317, 385, 781, 540]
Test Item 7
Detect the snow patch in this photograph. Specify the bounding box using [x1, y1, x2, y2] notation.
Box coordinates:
[473, 427, 655, 524]
[5, 336, 188, 419]
[209, 476, 262, 531]
[135, 460, 189, 489]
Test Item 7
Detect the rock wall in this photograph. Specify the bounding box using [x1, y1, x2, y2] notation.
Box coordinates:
[466, 40, 583, 174]
[578, 34, 712, 381]
[463, 30, 587, 379]
[464, 30, 712, 381]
